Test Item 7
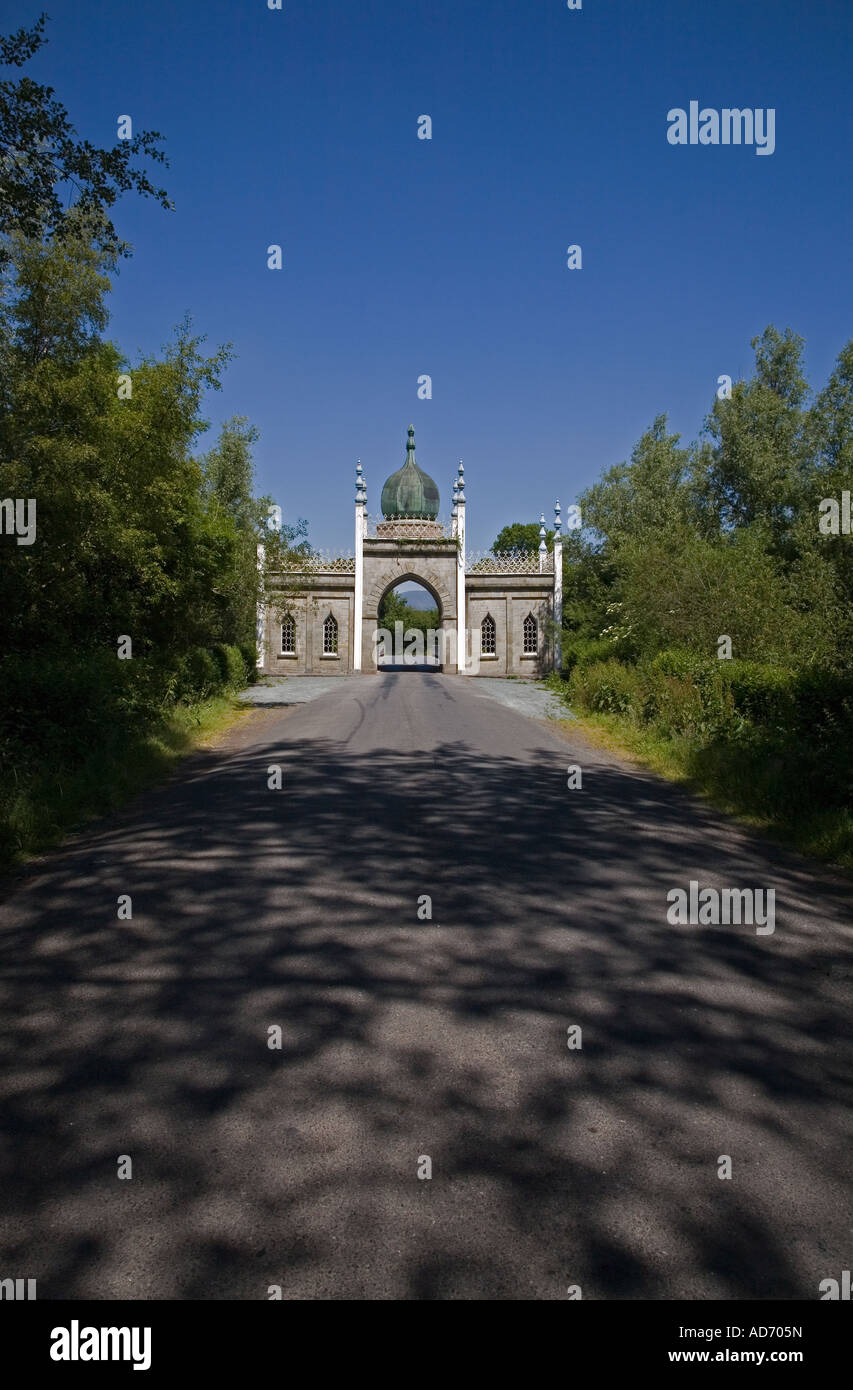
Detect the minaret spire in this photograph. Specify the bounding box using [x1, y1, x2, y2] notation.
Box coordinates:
[456, 458, 467, 674]
[405, 424, 417, 465]
[354, 458, 366, 672]
[553, 501, 563, 673]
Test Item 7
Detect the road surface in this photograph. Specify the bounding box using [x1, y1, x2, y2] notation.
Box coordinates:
[0, 673, 851, 1299]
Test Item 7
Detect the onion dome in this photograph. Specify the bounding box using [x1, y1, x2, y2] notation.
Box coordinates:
[380, 425, 440, 520]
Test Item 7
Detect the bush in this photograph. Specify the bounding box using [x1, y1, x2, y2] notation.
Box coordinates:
[790, 667, 853, 740]
[569, 659, 642, 716]
[238, 641, 258, 683]
[212, 643, 248, 690]
[724, 660, 795, 729]
[646, 673, 710, 738]
[560, 636, 622, 673]
[645, 651, 736, 738]
[649, 648, 713, 682]
[176, 647, 220, 701]
[0, 651, 170, 753]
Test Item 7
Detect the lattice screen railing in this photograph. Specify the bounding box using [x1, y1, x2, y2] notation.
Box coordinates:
[277, 551, 356, 573]
[465, 548, 554, 575]
[365, 513, 452, 539]
[273, 546, 553, 577]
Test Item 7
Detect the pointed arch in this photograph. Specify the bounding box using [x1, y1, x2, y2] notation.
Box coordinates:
[522, 612, 538, 655]
[480, 612, 496, 656]
[280, 614, 296, 655]
[323, 612, 339, 655]
[370, 570, 446, 619]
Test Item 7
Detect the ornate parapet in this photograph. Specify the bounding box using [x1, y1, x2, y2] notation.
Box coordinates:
[276, 551, 356, 575]
[465, 548, 554, 576]
[367, 514, 451, 541]
[375, 519, 445, 540]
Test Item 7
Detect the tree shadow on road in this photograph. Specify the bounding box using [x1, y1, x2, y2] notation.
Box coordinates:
[0, 700, 851, 1299]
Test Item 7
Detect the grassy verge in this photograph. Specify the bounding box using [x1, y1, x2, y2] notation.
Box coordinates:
[554, 705, 853, 873]
[0, 692, 255, 877]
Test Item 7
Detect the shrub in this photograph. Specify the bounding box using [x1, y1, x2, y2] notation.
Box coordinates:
[649, 648, 712, 682]
[791, 667, 853, 741]
[561, 636, 622, 673]
[0, 651, 166, 752]
[238, 641, 258, 683]
[569, 659, 642, 716]
[725, 660, 795, 728]
[647, 673, 708, 738]
[176, 647, 220, 701]
[212, 643, 247, 690]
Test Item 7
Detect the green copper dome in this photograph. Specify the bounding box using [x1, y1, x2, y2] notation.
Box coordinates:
[380, 426, 440, 520]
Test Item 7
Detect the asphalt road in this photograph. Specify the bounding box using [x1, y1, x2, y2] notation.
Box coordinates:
[1, 673, 851, 1300]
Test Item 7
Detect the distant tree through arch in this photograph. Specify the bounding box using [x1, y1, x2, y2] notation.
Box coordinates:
[377, 580, 441, 669]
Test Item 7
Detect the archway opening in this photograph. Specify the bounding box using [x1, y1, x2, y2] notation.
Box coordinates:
[377, 579, 442, 670]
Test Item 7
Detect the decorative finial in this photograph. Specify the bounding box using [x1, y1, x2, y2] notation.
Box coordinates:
[539, 514, 547, 551]
[403, 425, 418, 468]
[554, 499, 561, 536]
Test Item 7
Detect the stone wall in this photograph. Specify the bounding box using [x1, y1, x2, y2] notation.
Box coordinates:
[265, 574, 355, 675]
[262, 551, 555, 677]
[466, 574, 554, 677]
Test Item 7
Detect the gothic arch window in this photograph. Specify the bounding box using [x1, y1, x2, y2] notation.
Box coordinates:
[280, 615, 296, 655]
[523, 613, 538, 655]
[323, 612, 339, 655]
[481, 613, 496, 656]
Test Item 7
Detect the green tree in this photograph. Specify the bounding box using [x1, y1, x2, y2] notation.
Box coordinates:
[199, 416, 269, 647]
[491, 521, 554, 553]
[378, 589, 439, 633]
[702, 326, 809, 540]
[0, 14, 171, 261]
[580, 415, 693, 549]
[0, 226, 233, 661]
[808, 339, 853, 479]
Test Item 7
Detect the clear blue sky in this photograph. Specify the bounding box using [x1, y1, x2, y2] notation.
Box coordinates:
[8, 0, 853, 552]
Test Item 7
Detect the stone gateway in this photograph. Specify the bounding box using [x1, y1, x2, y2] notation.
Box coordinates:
[259, 426, 564, 677]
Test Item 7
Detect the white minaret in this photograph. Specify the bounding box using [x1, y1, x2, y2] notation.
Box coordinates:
[256, 540, 266, 669]
[353, 460, 366, 672]
[456, 460, 466, 673]
[553, 500, 563, 672]
[538, 513, 547, 573]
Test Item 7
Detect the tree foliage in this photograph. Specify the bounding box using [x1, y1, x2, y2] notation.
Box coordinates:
[491, 520, 554, 554]
[560, 326, 853, 671]
[0, 14, 171, 262]
[378, 589, 439, 633]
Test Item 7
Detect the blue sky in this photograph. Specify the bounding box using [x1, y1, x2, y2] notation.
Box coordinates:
[7, 0, 853, 551]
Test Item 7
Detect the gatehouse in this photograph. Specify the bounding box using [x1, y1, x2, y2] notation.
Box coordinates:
[258, 425, 564, 677]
